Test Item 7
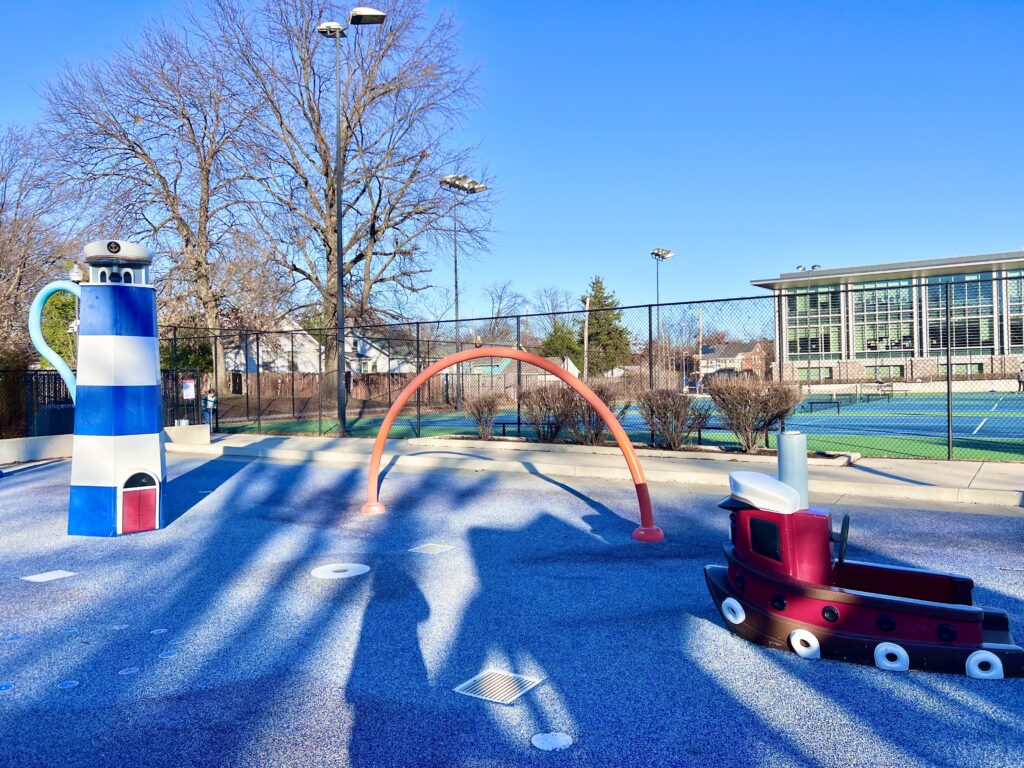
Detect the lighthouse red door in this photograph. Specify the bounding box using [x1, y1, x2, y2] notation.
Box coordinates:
[122, 473, 157, 533]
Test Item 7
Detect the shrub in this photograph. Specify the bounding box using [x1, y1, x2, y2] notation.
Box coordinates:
[464, 392, 504, 440]
[567, 380, 630, 446]
[521, 385, 574, 442]
[638, 389, 711, 450]
[706, 377, 800, 454]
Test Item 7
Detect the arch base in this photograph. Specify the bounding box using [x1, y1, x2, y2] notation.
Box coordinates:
[632, 526, 665, 543]
[360, 501, 387, 516]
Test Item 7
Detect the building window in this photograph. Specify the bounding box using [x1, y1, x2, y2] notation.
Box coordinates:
[796, 367, 833, 381]
[868, 365, 904, 380]
[786, 285, 842, 361]
[952, 363, 984, 376]
[926, 273, 995, 355]
[852, 279, 914, 359]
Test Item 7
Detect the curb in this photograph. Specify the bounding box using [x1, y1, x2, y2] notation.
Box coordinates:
[406, 436, 858, 466]
[165, 443, 1024, 508]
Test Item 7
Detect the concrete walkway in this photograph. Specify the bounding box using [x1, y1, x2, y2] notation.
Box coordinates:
[164, 433, 1024, 507]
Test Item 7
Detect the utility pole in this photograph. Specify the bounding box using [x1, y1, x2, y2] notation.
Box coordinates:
[582, 295, 590, 380]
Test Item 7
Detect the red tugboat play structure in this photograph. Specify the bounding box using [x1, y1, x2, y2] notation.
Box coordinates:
[705, 471, 1023, 679]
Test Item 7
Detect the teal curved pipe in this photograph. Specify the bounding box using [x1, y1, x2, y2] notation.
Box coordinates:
[29, 280, 82, 403]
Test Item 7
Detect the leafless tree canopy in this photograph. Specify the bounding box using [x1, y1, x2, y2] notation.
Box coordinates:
[706, 378, 800, 454]
[25, 0, 490, 373]
[0, 127, 78, 360]
[200, 0, 490, 330]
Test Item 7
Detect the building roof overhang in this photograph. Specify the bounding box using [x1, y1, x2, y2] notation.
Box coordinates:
[751, 250, 1024, 290]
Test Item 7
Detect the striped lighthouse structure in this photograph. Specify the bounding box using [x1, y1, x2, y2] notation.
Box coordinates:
[68, 240, 166, 536]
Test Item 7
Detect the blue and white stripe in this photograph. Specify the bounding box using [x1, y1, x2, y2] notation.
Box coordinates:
[69, 284, 165, 537]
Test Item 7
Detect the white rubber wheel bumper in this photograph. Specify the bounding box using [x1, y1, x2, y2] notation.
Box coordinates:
[965, 650, 1004, 680]
[874, 642, 910, 672]
[789, 629, 821, 659]
[721, 597, 746, 625]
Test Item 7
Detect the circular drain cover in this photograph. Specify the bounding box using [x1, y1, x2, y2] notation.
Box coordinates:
[310, 563, 370, 580]
[0, 683, 13, 693]
[159, 651, 177, 659]
[531, 732, 573, 751]
[118, 667, 139, 676]
[57, 680, 79, 690]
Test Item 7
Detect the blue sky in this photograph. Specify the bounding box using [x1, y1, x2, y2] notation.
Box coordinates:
[3, 1, 1024, 317]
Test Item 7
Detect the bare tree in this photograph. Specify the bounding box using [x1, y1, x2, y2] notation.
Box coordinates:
[201, 0, 490, 354]
[0, 127, 78, 362]
[480, 280, 524, 343]
[529, 285, 577, 339]
[42, 22, 259, 389]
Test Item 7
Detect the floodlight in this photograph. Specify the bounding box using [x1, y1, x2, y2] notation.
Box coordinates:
[349, 6, 386, 25]
[651, 248, 674, 261]
[317, 21, 345, 37]
[69, 264, 84, 284]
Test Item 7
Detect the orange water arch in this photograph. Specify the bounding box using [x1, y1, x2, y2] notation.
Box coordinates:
[359, 346, 665, 543]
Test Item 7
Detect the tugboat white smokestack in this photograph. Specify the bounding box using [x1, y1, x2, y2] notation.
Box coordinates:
[777, 430, 809, 509]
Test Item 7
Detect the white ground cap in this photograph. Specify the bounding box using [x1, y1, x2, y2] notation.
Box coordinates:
[311, 563, 371, 580]
[531, 732, 573, 751]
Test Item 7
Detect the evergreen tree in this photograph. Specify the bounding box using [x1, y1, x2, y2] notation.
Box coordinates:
[577, 276, 631, 375]
[540, 319, 583, 371]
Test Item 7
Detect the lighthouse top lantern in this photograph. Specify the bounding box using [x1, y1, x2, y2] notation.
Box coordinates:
[84, 239, 153, 286]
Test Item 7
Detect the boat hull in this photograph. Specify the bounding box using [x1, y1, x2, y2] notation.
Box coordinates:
[705, 564, 1024, 678]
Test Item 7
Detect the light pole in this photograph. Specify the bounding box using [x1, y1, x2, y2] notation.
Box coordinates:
[69, 263, 84, 365]
[318, 6, 386, 436]
[651, 248, 674, 384]
[439, 173, 487, 410]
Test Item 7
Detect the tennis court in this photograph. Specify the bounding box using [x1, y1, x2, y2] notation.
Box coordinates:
[219, 389, 1024, 462]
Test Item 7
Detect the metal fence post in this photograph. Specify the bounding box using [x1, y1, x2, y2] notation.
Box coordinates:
[214, 335, 220, 432]
[516, 315, 522, 436]
[255, 333, 262, 435]
[946, 281, 954, 460]
[243, 333, 250, 424]
[290, 333, 296, 420]
[318, 334, 323, 436]
[171, 326, 180, 425]
[415, 322, 422, 437]
[647, 304, 654, 445]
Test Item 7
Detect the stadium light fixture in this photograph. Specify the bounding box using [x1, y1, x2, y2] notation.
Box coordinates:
[316, 6, 388, 437]
[440, 173, 487, 410]
[349, 6, 387, 25]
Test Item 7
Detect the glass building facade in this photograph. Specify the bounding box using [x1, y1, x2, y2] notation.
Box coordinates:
[753, 253, 1024, 382]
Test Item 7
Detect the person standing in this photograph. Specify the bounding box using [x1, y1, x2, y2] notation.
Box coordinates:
[1017, 367, 1024, 393]
[202, 388, 218, 428]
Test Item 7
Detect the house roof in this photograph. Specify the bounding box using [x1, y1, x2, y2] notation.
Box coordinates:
[703, 340, 764, 358]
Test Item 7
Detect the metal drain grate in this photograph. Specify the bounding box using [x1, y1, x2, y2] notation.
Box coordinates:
[409, 544, 454, 555]
[453, 670, 542, 705]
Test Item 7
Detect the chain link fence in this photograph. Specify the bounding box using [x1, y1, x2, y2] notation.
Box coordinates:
[8, 277, 1024, 460]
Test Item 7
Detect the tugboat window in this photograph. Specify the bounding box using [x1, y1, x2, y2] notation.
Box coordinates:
[750, 518, 782, 561]
[123, 270, 133, 284]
